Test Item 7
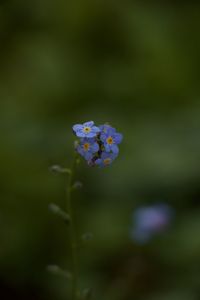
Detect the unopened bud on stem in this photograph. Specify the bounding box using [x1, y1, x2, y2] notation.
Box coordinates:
[49, 165, 71, 175]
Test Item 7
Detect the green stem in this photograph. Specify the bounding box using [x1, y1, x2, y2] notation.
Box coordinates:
[66, 154, 79, 300]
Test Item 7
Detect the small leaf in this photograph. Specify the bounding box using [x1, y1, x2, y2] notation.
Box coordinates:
[60, 269, 72, 279]
[81, 232, 94, 241]
[81, 288, 93, 300]
[47, 265, 72, 279]
[72, 181, 83, 190]
[76, 157, 81, 164]
[47, 265, 60, 273]
[48, 203, 60, 213]
[48, 203, 71, 224]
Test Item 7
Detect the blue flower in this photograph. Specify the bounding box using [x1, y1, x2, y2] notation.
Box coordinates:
[100, 127, 123, 154]
[73, 121, 100, 138]
[72, 121, 123, 167]
[95, 152, 117, 167]
[76, 138, 99, 160]
[131, 204, 174, 244]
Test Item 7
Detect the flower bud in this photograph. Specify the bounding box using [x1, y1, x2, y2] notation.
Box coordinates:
[49, 165, 71, 174]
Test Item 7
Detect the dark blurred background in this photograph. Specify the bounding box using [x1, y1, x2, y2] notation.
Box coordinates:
[0, 1, 200, 300]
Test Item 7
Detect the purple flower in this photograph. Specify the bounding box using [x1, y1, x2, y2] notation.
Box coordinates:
[95, 152, 117, 167]
[76, 138, 99, 160]
[100, 127, 123, 154]
[131, 204, 174, 244]
[73, 121, 100, 138]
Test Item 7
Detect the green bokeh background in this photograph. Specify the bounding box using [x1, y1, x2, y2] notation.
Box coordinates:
[0, 1, 200, 299]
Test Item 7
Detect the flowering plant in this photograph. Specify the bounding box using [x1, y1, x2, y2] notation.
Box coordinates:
[48, 121, 123, 300]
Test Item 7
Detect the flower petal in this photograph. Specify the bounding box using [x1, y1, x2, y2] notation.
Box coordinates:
[114, 133, 123, 144]
[95, 159, 102, 165]
[83, 121, 94, 127]
[100, 133, 107, 142]
[73, 124, 83, 132]
[111, 144, 119, 154]
[107, 127, 116, 135]
[91, 142, 99, 153]
[77, 146, 84, 157]
[92, 126, 100, 133]
[76, 131, 86, 138]
[84, 152, 93, 160]
[86, 132, 97, 138]
[105, 144, 111, 152]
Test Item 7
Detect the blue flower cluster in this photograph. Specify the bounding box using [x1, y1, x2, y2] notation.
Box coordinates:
[72, 121, 123, 167]
[131, 203, 174, 244]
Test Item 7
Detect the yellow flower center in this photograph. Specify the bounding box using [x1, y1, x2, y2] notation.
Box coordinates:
[83, 127, 91, 133]
[83, 143, 90, 151]
[106, 136, 114, 145]
[103, 158, 111, 165]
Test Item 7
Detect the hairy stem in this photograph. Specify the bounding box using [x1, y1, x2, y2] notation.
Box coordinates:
[66, 155, 78, 300]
